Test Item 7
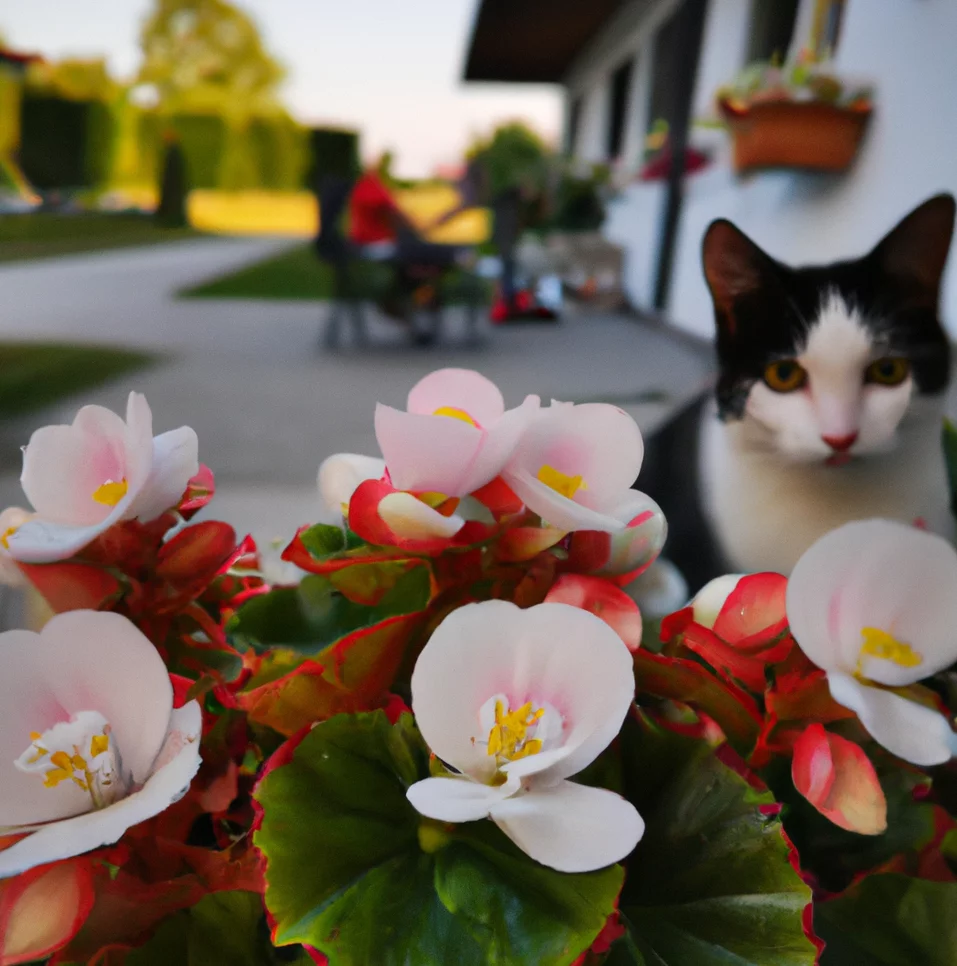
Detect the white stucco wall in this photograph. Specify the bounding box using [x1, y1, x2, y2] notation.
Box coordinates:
[665, 0, 957, 339]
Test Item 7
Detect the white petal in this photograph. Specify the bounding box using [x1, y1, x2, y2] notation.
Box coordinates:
[4, 516, 117, 564]
[489, 781, 644, 872]
[406, 775, 517, 823]
[504, 469, 625, 533]
[411, 601, 635, 785]
[318, 453, 385, 514]
[828, 671, 957, 766]
[0, 703, 201, 878]
[131, 427, 199, 522]
[787, 519, 957, 681]
[377, 493, 464, 540]
[457, 395, 541, 496]
[0, 612, 174, 827]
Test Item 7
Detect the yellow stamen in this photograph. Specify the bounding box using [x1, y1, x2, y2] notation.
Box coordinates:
[433, 406, 478, 427]
[487, 700, 545, 762]
[90, 733, 110, 757]
[536, 464, 586, 500]
[858, 626, 922, 674]
[43, 751, 75, 788]
[0, 525, 18, 549]
[92, 479, 128, 506]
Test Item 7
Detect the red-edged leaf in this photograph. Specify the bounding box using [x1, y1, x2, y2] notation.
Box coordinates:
[633, 648, 762, 755]
[712, 572, 788, 646]
[496, 524, 566, 562]
[179, 465, 216, 515]
[155, 521, 238, 591]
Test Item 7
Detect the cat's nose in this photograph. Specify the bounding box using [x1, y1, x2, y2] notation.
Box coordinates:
[822, 433, 858, 452]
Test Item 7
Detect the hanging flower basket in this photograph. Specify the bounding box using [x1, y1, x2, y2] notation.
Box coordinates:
[719, 98, 872, 174]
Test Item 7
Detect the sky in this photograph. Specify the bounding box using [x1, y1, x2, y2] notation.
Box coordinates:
[1, 0, 563, 177]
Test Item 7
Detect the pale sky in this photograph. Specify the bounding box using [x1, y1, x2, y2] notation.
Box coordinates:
[1, 0, 562, 177]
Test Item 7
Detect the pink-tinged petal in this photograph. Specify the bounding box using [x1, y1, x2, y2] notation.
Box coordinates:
[318, 453, 385, 515]
[713, 572, 788, 645]
[0, 856, 94, 963]
[375, 404, 484, 495]
[577, 491, 667, 577]
[122, 392, 155, 495]
[828, 671, 957, 766]
[21, 423, 122, 527]
[458, 395, 541, 496]
[545, 575, 642, 651]
[489, 781, 644, 872]
[792, 724, 887, 835]
[0, 612, 173, 828]
[0, 703, 200, 878]
[132, 426, 199, 522]
[377, 492, 464, 540]
[406, 775, 517, 823]
[407, 368, 505, 426]
[410, 601, 635, 786]
[787, 519, 957, 682]
[507, 403, 643, 512]
[505, 469, 625, 532]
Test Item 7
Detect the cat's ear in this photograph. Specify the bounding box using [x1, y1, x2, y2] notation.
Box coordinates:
[870, 194, 956, 298]
[702, 219, 780, 317]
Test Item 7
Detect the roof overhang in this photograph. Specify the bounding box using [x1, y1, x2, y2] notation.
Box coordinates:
[463, 0, 626, 83]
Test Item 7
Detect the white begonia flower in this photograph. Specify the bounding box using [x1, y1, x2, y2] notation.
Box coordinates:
[6, 393, 198, 563]
[786, 519, 957, 767]
[0, 611, 202, 878]
[407, 600, 644, 873]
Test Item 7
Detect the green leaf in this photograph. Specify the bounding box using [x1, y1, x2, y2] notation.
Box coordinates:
[122, 891, 310, 966]
[299, 522, 348, 557]
[255, 711, 623, 966]
[228, 565, 431, 655]
[942, 419, 957, 519]
[815, 874, 957, 965]
[617, 715, 816, 966]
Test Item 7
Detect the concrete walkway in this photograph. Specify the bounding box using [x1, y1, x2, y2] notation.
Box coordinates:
[0, 238, 714, 556]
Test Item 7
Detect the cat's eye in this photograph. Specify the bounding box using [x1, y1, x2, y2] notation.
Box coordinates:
[865, 357, 910, 386]
[763, 359, 807, 393]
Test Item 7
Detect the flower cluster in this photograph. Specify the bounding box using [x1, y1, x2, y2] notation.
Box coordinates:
[1, 371, 956, 966]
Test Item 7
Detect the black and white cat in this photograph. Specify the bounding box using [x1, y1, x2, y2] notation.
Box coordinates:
[637, 193, 956, 599]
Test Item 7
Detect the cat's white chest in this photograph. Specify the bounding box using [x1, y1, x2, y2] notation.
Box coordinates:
[700, 405, 953, 575]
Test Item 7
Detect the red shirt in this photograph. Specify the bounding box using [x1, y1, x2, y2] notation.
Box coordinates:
[348, 172, 400, 244]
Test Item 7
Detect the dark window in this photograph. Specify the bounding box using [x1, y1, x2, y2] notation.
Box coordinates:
[567, 96, 582, 155]
[812, 0, 847, 59]
[606, 58, 633, 160]
[646, 8, 683, 139]
[746, 0, 799, 63]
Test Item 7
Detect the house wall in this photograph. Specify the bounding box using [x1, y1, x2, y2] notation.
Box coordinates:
[666, 0, 957, 339]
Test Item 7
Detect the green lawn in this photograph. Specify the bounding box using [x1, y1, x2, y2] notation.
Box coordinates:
[0, 343, 156, 418]
[0, 212, 200, 263]
[181, 243, 487, 304]
[182, 244, 382, 300]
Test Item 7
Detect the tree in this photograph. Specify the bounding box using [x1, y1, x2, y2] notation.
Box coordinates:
[136, 0, 285, 115]
[466, 121, 551, 201]
[156, 133, 189, 227]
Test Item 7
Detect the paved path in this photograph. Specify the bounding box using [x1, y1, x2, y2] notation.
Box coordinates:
[0, 238, 714, 555]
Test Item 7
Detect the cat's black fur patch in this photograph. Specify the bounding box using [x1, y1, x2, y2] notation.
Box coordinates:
[636, 194, 956, 593]
[702, 194, 955, 419]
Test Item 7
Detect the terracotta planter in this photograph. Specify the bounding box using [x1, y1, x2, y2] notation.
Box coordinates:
[719, 100, 872, 174]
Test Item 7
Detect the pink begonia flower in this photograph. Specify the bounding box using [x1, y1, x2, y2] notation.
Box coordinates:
[503, 401, 646, 533]
[374, 368, 540, 497]
[407, 601, 643, 873]
[0, 611, 202, 878]
[5, 393, 198, 564]
[787, 519, 957, 766]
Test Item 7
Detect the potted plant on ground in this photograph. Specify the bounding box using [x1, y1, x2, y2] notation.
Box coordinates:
[715, 52, 873, 174]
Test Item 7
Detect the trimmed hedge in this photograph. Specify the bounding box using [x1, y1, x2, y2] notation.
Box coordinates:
[19, 94, 116, 189]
